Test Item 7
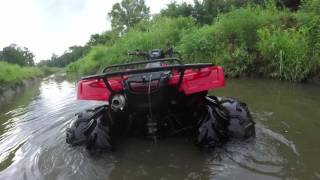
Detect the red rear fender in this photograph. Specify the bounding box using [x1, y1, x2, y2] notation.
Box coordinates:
[168, 66, 225, 95]
[77, 66, 225, 101]
[77, 79, 122, 101]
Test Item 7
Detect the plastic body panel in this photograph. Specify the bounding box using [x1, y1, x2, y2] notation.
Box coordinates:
[77, 66, 225, 101]
[168, 66, 225, 95]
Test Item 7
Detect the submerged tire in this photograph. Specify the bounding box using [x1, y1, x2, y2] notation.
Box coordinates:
[86, 117, 112, 150]
[219, 97, 255, 139]
[197, 96, 255, 147]
[197, 101, 229, 148]
[66, 105, 112, 150]
[66, 112, 92, 146]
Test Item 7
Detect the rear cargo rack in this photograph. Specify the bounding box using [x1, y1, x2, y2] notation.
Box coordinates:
[83, 63, 213, 80]
[102, 58, 183, 73]
[82, 63, 214, 93]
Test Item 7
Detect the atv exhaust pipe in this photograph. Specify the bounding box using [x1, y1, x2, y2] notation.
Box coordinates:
[111, 94, 126, 111]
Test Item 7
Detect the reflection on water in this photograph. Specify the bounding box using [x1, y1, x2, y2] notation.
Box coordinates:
[0, 75, 319, 180]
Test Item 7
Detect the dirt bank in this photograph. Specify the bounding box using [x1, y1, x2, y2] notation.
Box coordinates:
[0, 78, 40, 107]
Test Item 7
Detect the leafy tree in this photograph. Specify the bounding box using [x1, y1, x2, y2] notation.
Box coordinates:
[160, 0, 267, 25]
[107, 0, 150, 33]
[161, 0, 235, 25]
[276, 0, 301, 10]
[196, 0, 265, 24]
[86, 30, 118, 46]
[37, 46, 89, 67]
[38, 30, 120, 67]
[160, 2, 193, 18]
[0, 44, 35, 66]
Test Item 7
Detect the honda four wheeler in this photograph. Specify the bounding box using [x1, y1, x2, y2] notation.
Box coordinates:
[66, 49, 255, 151]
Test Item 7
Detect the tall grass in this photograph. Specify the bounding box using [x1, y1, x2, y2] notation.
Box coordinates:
[0, 62, 44, 86]
[257, 27, 316, 81]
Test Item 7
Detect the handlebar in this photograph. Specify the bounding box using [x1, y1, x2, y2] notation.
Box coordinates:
[102, 58, 183, 73]
[128, 48, 182, 59]
[128, 51, 148, 56]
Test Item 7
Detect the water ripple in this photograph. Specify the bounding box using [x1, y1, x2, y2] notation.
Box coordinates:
[0, 76, 318, 180]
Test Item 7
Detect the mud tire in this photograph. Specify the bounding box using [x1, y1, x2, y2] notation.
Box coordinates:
[197, 96, 255, 147]
[66, 106, 112, 150]
[219, 97, 256, 139]
[197, 99, 229, 148]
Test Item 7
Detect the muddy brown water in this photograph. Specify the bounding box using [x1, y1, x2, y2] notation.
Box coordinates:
[0, 74, 319, 180]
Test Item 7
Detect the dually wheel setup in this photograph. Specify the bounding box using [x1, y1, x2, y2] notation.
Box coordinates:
[66, 96, 255, 150]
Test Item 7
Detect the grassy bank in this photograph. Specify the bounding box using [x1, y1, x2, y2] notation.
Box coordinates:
[0, 62, 59, 87]
[67, 1, 320, 82]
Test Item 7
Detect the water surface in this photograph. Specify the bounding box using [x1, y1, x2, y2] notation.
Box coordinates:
[0, 75, 319, 180]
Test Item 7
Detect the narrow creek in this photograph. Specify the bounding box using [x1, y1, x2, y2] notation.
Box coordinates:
[0, 74, 319, 180]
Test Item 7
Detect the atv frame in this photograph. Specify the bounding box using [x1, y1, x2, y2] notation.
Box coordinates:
[66, 49, 255, 151]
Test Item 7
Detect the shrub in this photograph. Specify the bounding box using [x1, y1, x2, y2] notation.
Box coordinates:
[178, 26, 216, 63]
[257, 27, 316, 81]
[179, 6, 284, 77]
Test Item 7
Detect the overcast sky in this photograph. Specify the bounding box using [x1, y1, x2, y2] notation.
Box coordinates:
[0, 0, 192, 62]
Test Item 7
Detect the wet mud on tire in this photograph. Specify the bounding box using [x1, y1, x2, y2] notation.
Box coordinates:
[66, 96, 255, 151]
[197, 96, 255, 148]
[66, 105, 113, 151]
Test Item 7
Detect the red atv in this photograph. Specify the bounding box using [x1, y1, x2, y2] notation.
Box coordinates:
[66, 49, 255, 151]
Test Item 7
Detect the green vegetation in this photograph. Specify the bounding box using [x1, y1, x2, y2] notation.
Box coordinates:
[257, 27, 315, 81]
[0, 62, 60, 86]
[37, 30, 120, 68]
[67, 17, 195, 75]
[160, 0, 267, 25]
[0, 42, 60, 87]
[0, 62, 43, 86]
[184, 3, 319, 82]
[62, 0, 318, 82]
[37, 45, 89, 67]
[38, 0, 149, 68]
[0, 44, 35, 66]
[108, 0, 150, 33]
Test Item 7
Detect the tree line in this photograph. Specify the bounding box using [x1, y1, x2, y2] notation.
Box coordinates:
[161, 0, 301, 25]
[0, 44, 35, 66]
[38, 0, 302, 68]
[37, 30, 119, 67]
[2, 0, 301, 68]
